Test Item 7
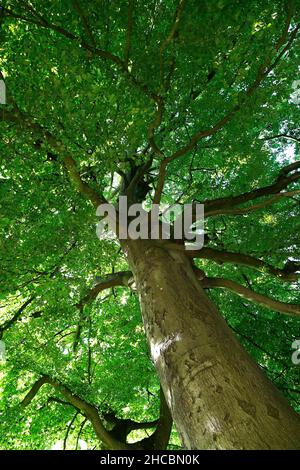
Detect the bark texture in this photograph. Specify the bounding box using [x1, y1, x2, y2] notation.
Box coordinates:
[125, 239, 300, 450]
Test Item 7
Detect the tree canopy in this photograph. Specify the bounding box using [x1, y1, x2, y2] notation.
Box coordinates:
[0, 0, 299, 450]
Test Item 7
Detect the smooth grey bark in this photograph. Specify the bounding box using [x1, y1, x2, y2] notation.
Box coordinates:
[125, 239, 300, 450]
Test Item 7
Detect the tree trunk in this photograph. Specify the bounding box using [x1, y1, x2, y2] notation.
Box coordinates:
[125, 239, 300, 450]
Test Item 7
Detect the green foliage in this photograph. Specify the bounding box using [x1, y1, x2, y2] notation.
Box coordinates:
[0, 0, 299, 449]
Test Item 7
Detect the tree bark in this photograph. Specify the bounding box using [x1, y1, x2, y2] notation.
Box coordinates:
[124, 239, 300, 450]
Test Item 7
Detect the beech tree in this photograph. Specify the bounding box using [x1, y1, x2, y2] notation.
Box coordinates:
[0, 0, 300, 450]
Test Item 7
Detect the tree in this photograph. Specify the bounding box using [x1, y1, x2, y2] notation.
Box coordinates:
[0, 0, 300, 450]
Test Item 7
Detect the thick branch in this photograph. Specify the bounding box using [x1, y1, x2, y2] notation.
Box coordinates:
[76, 271, 133, 310]
[63, 155, 104, 208]
[201, 161, 300, 217]
[21, 376, 49, 407]
[204, 190, 300, 216]
[153, 159, 168, 204]
[127, 419, 159, 431]
[201, 277, 300, 318]
[21, 375, 171, 450]
[139, 387, 173, 450]
[190, 246, 300, 282]
[21, 375, 130, 450]
[0, 296, 35, 338]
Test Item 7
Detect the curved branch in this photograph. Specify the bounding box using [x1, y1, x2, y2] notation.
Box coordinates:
[73, 271, 133, 350]
[201, 160, 300, 218]
[190, 247, 300, 282]
[64, 411, 79, 450]
[21, 376, 49, 407]
[63, 155, 105, 208]
[265, 133, 300, 144]
[21, 375, 172, 450]
[205, 190, 300, 216]
[76, 271, 133, 310]
[201, 277, 300, 318]
[139, 387, 173, 450]
[21, 375, 130, 450]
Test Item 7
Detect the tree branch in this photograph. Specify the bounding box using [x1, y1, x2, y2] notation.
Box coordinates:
[63, 411, 79, 450]
[76, 271, 133, 311]
[158, 5, 298, 169]
[3, 105, 106, 208]
[201, 277, 300, 318]
[0, 240, 76, 337]
[265, 133, 300, 144]
[71, 0, 96, 47]
[148, 0, 186, 159]
[0, 296, 35, 338]
[139, 387, 173, 450]
[47, 396, 76, 408]
[2, 4, 122, 64]
[73, 271, 133, 350]
[21, 376, 49, 407]
[206, 190, 300, 216]
[190, 246, 300, 282]
[21, 375, 171, 449]
[76, 417, 88, 449]
[1, 4, 160, 104]
[153, 159, 168, 204]
[159, 0, 185, 90]
[124, 0, 134, 66]
[21, 375, 130, 450]
[153, 15, 299, 205]
[126, 418, 159, 431]
[63, 155, 105, 208]
[200, 160, 300, 218]
[148, 95, 165, 157]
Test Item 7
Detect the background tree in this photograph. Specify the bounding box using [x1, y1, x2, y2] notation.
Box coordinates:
[0, 0, 300, 450]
